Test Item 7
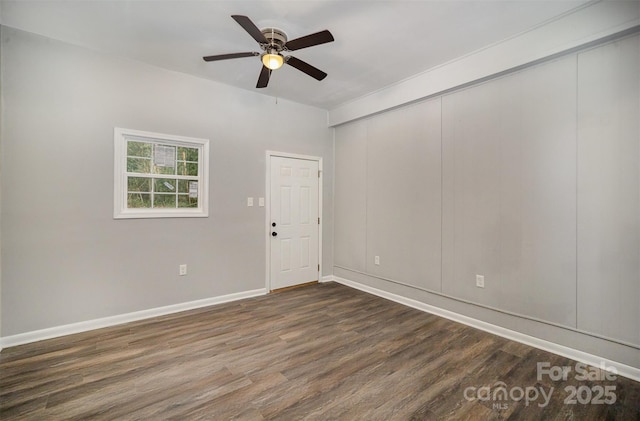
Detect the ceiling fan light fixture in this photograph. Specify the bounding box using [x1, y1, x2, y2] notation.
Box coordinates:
[262, 52, 284, 70]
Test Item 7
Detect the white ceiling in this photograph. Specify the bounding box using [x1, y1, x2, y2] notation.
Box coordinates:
[0, 0, 591, 110]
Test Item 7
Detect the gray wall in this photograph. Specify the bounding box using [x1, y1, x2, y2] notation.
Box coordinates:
[0, 27, 333, 336]
[366, 100, 442, 291]
[0, 28, 3, 339]
[442, 55, 577, 327]
[577, 36, 640, 346]
[334, 34, 640, 368]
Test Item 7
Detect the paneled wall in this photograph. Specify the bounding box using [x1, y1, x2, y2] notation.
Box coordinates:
[442, 55, 577, 327]
[333, 35, 640, 364]
[334, 121, 368, 272]
[577, 36, 640, 346]
[366, 100, 442, 291]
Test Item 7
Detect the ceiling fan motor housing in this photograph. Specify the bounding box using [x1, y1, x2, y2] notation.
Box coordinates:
[261, 28, 288, 51]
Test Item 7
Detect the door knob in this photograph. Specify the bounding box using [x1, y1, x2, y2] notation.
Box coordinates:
[272, 222, 276, 227]
[272, 232, 278, 237]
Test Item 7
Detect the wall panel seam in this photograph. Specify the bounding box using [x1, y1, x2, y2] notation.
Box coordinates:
[574, 52, 580, 331]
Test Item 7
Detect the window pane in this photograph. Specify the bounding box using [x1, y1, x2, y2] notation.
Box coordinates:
[154, 194, 176, 208]
[153, 144, 176, 167]
[128, 177, 151, 192]
[154, 178, 177, 193]
[127, 157, 151, 173]
[178, 179, 191, 193]
[177, 162, 198, 176]
[177, 147, 199, 162]
[153, 163, 176, 175]
[128, 193, 151, 208]
[127, 141, 152, 158]
[178, 194, 198, 208]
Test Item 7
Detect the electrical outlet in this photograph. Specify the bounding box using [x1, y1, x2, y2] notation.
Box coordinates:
[374, 256, 380, 265]
[179, 264, 187, 276]
[476, 274, 485, 288]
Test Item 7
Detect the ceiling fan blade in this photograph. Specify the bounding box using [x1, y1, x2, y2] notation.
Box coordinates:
[256, 65, 271, 88]
[285, 56, 327, 81]
[232, 15, 268, 44]
[284, 30, 334, 51]
[203, 52, 258, 62]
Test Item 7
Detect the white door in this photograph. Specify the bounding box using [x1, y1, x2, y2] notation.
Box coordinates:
[270, 156, 320, 290]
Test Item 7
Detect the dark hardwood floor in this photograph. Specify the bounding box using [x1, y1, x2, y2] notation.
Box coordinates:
[1, 282, 639, 420]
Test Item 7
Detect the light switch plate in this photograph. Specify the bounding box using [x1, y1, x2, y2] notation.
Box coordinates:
[247, 197, 254, 207]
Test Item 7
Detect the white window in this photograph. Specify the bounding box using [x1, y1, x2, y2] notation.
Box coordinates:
[113, 127, 209, 219]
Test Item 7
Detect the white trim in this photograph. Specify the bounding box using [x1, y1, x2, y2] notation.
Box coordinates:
[265, 151, 323, 292]
[0, 289, 266, 349]
[113, 127, 210, 219]
[328, 275, 640, 383]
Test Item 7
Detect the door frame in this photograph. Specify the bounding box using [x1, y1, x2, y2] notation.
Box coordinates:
[265, 151, 323, 292]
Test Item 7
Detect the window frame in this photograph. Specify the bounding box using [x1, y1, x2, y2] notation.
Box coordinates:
[113, 127, 209, 219]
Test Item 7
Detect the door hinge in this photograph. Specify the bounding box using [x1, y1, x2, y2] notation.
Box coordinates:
[318, 217, 320, 224]
[318, 170, 321, 178]
[318, 264, 320, 271]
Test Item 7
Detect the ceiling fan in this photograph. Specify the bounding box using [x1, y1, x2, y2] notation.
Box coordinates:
[203, 15, 334, 88]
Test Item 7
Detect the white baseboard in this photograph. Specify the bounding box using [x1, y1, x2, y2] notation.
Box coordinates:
[0, 288, 267, 349]
[4, 277, 639, 382]
[328, 275, 640, 383]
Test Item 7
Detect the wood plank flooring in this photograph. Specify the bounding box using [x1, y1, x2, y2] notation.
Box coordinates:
[1, 282, 639, 420]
